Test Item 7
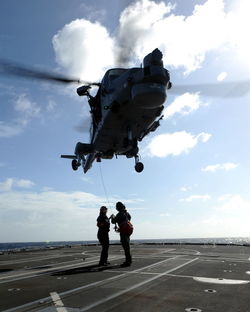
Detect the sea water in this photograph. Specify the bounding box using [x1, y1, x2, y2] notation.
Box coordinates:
[0, 237, 249, 252]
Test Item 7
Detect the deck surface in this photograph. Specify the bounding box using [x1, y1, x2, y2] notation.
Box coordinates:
[0, 244, 250, 311]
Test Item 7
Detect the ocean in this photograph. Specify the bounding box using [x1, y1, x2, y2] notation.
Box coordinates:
[0, 237, 249, 252]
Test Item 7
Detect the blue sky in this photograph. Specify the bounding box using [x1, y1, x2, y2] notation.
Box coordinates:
[1, 0, 250, 242]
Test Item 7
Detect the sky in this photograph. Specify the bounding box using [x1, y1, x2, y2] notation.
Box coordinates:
[1, 0, 250, 242]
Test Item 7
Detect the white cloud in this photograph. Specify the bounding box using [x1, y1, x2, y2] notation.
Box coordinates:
[42, 186, 54, 192]
[0, 178, 35, 192]
[0, 189, 104, 241]
[52, 0, 250, 77]
[218, 194, 233, 201]
[52, 19, 115, 81]
[80, 176, 94, 184]
[201, 195, 250, 236]
[0, 94, 41, 138]
[202, 162, 239, 172]
[215, 194, 250, 213]
[15, 179, 35, 189]
[46, 99, 57, 112]
[0, 178, 14, 192]
[0, 121, 24, 138]
[115, 0, 228, 72]
[180, 186, 190, 192]
[144, 131, 211, 158]
[180, 194, 211, 202]
[217, 72, 228, 81]
[159, 212, 170, 217]
[116, 0, 174, 65]
[0, 184, 143, 241]
[225, 0, 250, 68]
[133, 194, 250, 238]
[163, 93, 205, 119]
[15, 94, 40, 118]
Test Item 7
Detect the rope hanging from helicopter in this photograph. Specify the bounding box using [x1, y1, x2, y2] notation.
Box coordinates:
[98, 162, 113, 214]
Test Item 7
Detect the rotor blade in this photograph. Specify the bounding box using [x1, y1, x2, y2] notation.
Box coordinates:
[169, 80, 250, 98]
[0, 59, 100, 86]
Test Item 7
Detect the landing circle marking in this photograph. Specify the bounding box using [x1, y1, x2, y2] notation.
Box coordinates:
[194, 277, 249, 284]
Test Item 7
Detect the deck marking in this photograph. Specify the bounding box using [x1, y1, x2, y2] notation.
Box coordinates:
[0, 254, 64, 266]
[104, 270, 250, 284]
[79, 257, 198, 311]
[1, 256, 181, 312]
[50, 292, 68, 312]
[178, 249, 201, 255]
[57, 256, 181, 298]
[193, 277, 249, 285]
[0, 255, 123, 284]
[0, 249, 98, 266]
[156, 248, 176, 254]
[0, 256, 100, 282]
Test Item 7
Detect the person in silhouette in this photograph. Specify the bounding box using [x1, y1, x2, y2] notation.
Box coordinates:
[111, 201, 132, 267]
[97, 206, 110, 266]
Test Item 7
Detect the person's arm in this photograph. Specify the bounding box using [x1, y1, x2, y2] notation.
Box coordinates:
[110, 214, 117, 224]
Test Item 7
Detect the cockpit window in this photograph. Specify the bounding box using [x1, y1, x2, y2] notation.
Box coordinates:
[107, 69, 127, 78]
[102, 69, 127, 89]
[105, 69, 127, 82]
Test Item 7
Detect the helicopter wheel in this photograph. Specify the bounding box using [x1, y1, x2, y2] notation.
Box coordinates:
[135, 162, 144, 173]
[72, 159, 78, 171]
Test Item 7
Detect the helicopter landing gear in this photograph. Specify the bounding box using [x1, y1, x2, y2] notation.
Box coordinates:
[72, 155, 86, 171]
[134, 155, 144, 173]
[72, 159, 79, 171]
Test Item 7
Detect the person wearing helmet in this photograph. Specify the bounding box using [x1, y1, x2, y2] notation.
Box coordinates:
[111, 201, 132, 267]
[97, 206, 110, 266]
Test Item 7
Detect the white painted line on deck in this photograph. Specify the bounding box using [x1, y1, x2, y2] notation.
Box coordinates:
[58, 256, 180, 298]
[50, 292, 68, 312]
[105, 270, 250, 285]
[193, 277, 249, 285]
[2, 256, 181, 312]
[157, 248, 176, 254]
[0, 255, 122, 284]
[178, 249, 201, 255]
[79, 257, 198, 311]
[0, 254, 64, 266]
[0, 256, 99, 282]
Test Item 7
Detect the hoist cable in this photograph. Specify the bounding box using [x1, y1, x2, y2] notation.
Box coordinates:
[99, 162, 113, 213]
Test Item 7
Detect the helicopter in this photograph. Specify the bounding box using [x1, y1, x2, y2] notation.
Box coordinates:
[61, 48, 171, 173]
[1, 49, 250, 174]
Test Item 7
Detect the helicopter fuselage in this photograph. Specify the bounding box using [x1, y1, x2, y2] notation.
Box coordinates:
[95, 66, 168, 148]
[62, 48, 171, 173]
